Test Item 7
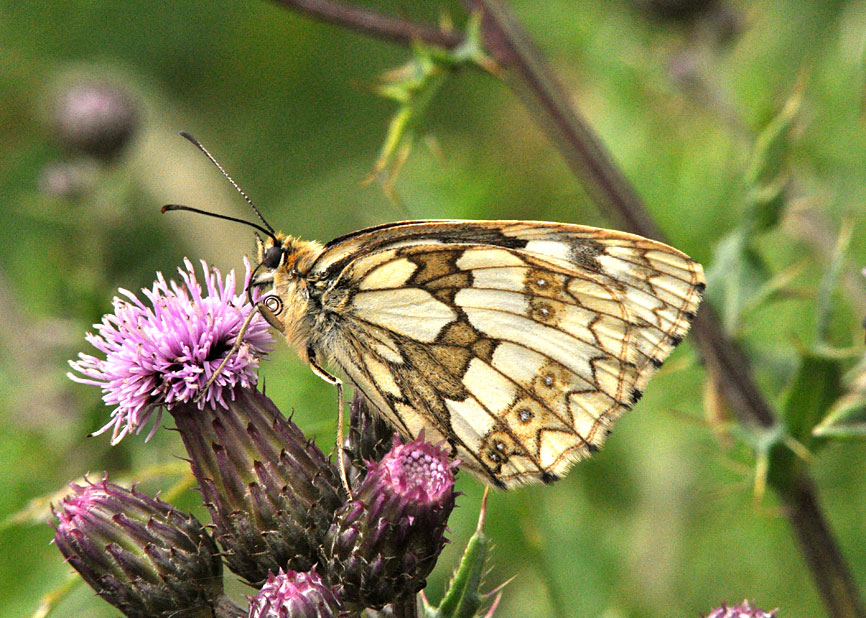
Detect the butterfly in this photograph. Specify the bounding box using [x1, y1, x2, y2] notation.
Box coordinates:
[166, 133, 705, 490]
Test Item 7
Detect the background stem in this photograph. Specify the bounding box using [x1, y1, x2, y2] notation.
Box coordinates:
[270, 0, 462, 48]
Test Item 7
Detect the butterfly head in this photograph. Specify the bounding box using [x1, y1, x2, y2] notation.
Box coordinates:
[253, 233, 324, 288]
[251, 233, 324, 353]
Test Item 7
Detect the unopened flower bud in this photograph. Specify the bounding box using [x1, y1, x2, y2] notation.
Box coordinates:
[342, 392, 394, 488]
[173, 389, 345, 586]
[52, 480, 223, 618]
[247, 569, 342, 618]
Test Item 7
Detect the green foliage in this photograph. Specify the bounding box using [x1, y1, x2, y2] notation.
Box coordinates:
[424, 495, 495, 618]
[3, 2, 866, 618]
[703, 84, 857, 507]
[705, 89, 800, 333]
[370, 14, 492, 196]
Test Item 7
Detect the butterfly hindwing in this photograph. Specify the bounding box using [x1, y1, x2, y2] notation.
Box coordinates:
[306, 221, 704, 488]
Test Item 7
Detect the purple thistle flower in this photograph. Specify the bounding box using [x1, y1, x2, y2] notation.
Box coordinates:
[247, 569, 343, 618]
[375, 433, 455, 500]
[68, 258, 272, 443]
[705, 600, 778, 618]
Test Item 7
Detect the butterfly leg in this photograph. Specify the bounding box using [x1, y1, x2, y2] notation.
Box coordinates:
[195, 301, 274, 404]
[307, 346, 352, 498]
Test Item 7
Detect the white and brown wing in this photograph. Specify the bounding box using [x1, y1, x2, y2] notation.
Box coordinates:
[306, 221, 704, 488]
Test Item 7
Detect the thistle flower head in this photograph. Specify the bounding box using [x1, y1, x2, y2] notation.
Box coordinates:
[324, 435, 457, 609]
[52, 479, 223, 617]
[706, 601, 778, 618]
[68, 259, 272, 443]
[248, 569, 342, 618]
[368, 434, 455, 504]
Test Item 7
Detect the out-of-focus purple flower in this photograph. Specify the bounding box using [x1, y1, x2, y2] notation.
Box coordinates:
[38, 159, 99, 199]
[52, 479, 232, 618]
[705, 600, 778, 618]
[53, 80, 138, 160]
[68, 259, 272, 443]
[324, 435, 457, 609]
[247, 569, 343, 618]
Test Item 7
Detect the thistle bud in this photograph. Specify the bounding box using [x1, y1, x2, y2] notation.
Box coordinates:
[52, 480, 223, 618]
[173, 388, 345, 587]
[323, 436, 457, 609]
[342, 392, 395, 488]
[247, 569, 343, 618]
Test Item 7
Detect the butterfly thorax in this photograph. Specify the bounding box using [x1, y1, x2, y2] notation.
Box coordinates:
[256, 234, 325, 363]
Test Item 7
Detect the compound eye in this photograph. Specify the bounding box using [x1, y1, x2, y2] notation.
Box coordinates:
[263, 245, 283, 269]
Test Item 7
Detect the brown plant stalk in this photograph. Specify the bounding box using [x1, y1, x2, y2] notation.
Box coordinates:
[269, 1, 864, 616]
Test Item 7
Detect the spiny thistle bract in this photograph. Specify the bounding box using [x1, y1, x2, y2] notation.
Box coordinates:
[172, 388, 345, 587]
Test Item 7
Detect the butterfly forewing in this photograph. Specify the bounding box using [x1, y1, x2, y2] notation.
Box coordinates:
[304, 221, 704, 488]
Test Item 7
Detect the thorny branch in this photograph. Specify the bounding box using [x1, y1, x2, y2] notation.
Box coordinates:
[269, 1, 864, 616]
[270, 0, 463, 49]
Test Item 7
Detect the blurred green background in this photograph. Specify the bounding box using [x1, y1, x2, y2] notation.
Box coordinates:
[2, 1, 866, 616]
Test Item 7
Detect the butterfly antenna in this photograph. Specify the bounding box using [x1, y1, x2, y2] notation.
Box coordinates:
[161, 204, 276, 239]
[179, 131, 276, 236]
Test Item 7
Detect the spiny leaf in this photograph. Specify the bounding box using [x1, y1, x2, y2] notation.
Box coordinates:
[367, 13, 493, 196]
[744, 87, 801, 191]
[813, 393, 866, 439]
[424, 490, 494, 618]
[705, 229, 770, 333]
[781, 353, 843, 447]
